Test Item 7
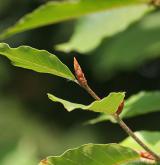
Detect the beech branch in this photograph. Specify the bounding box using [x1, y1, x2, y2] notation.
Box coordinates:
[73, 57, 160, 162]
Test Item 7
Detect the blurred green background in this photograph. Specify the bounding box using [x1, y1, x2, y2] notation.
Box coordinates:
[0, 0, 160, 165]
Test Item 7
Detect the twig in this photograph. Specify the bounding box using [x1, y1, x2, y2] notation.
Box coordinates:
[73, 57, 160, 162]
[113, 114, 160, 161]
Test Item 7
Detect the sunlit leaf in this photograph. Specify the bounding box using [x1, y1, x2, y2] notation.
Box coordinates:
[88, 91, 160, 124]
[48, 92, 125, 114]
[121, 131, 160, 153]
[0, 43, 75, 81]
[39, 143, 140, 165]
[56, 5, 150, 53]
[0, 0, 149, 39]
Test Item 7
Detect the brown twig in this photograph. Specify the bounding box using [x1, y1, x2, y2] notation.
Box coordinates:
[73, 57, 160, 162]
[114, 114, 160, 161]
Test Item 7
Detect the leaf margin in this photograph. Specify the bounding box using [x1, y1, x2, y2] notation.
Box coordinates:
[0, 43, 75, 81]
[39, 143, 140, 165]
[48, 92, 125, 114]
[0, 0, 150, 40]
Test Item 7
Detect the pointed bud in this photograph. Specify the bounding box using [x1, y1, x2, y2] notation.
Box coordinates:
[116, 100, 124, 115]
[74, 57, 87, 87]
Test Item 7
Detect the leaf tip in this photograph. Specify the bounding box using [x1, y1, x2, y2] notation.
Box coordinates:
[47, 93, 52, 99]
[0, 43, 9, 50]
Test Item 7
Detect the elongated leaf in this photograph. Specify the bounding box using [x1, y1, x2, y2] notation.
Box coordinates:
[56, 5, 150, 53]
[39, 143, 140, 165]
[0, 0, 149, 39]
[0, 43, 75, 80]
[121, 131, 160, 153]
[88, 91, 160, 124]
[48, 92, 125, 114]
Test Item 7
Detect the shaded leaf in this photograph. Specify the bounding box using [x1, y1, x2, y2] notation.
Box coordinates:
[88, 91, 160, 124]
[0, 0, 149, 39]
[121, 131, 160, 153]
[86, 114, 116, 125]
[1, 139, 37, 165]
[48, 92, 125, 114]
[0, 43, 75, 81]
[56, 5, 150, 53]
[93, 10, 160, 78]
[39, 143, 140, 165]
[121, 91, 160, 118]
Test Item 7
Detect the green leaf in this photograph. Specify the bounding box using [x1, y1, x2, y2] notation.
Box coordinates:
[48, 92, 125, 114]
[0, 0, 149, 40]
[121, 131, 160, 153]
[39, 143, 140, 165]
[88, 91, 160, 124]
[121, 91, 160, 118]
[56, 4, 150, 53]
[93, 10, 160, 77]
[125, 162, 158, 165]
[1, 139, 37, 165]
[0, 43, 75, 81]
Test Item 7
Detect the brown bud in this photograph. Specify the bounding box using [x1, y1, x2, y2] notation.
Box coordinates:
[139, 151, 155, 160]
[116, 100, 124, 115]
[40, 159, 48, 165]
[74, 57, 87, 87]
